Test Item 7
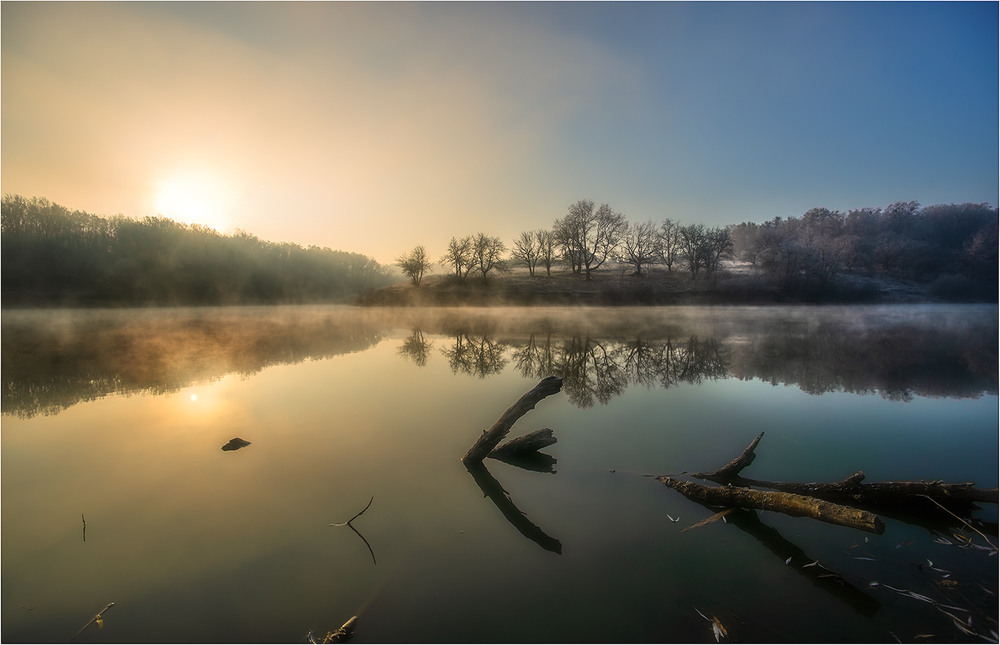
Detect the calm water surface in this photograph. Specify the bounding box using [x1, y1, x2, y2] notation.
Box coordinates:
[2, 305, 997, 643]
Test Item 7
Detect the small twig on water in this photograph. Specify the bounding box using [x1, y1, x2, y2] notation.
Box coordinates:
[330, 497, 377, 565]
[330, 497, 374, 527]
[81, 514, 86, 543]
[918, 494, 997, 552]
[71, 602, 115, 640]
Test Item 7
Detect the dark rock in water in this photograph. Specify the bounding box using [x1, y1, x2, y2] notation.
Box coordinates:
[222, 437, 251, 451]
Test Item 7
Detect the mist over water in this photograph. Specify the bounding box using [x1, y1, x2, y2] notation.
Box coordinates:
[3, 305, 995, 418]
[2, 304, 996, 643]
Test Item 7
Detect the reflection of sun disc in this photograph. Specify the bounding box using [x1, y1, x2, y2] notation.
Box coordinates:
[190, 394, 198, 402]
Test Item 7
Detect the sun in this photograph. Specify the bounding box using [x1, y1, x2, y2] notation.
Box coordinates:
[154, 173, 232, 233]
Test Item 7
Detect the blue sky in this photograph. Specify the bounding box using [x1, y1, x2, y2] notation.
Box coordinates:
[3, 2, 996, 263]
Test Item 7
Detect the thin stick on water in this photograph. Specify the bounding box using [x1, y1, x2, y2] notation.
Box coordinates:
[81, 514, 86, 543]
[71, 602, 115, 640]
[330, 497, 377, 565]
[918, 494, 997, 552]
[330, 497, 374, 527]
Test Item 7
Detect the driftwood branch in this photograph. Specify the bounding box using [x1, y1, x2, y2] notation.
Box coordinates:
[462, 376, 562, 465]
[657, 476, 886, 534]
[693, 431, 764, 481]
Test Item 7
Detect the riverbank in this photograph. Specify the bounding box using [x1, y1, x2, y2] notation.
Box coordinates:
[355, 264, 976, 307]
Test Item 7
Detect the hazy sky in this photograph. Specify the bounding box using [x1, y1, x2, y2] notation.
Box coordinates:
[3, 2, 997, 264]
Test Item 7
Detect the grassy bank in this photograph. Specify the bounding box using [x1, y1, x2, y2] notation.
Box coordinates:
[355, 263, 954, 307]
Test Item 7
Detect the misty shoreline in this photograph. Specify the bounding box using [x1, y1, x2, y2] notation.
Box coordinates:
[354, 266, 989, 307]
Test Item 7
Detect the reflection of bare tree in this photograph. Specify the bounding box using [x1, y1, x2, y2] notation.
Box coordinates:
[440, 334, 509, 378]
[511, 334, 729, 408]
[658, 337, 730, 388]
[397, 330, 433, 367]
[511, 333, 558, 380]
[558, 337, 627, 408]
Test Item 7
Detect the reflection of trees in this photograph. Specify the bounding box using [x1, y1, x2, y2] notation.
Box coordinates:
[509, 334, 730, 408]
[397, 330, 433, 367]
[2, 309, 385, 418]
[728, 320, 998, 400]
[441, 334, 509, 378]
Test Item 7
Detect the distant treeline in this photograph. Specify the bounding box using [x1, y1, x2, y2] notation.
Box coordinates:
[395, 198, 998, 302]
[731, 201, 998, 301]
[1, 194, 393, 306]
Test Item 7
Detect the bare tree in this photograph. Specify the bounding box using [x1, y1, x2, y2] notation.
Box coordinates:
[619, 220, 660, 276]
[511, 230, 542, 277]
[705, 226, 735, 274]
[471, 233, 507, 279]
[440, 235, 473, 278]
[657, 218, 682, 272]
[536, 229, 556, 277]
[555, 199, 626, 281]
[396, 245, 431, 286]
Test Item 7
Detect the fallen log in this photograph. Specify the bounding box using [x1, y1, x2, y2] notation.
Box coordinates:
[692, 433, 998, 508]
[657, 476, 886, 534]
[462, 376, 562, 465]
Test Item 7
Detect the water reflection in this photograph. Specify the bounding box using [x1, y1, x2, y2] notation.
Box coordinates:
[465, 461, 562, 554]
[2, 305, 996, 418]
[441, 334, 509, 378]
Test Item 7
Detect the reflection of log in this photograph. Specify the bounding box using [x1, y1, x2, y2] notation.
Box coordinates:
[489, 451, 557, 474]
[466, 462, 562, 553]
[723, 508, 880, 617]
[657, 476, 886, 534]
[490, 428, 556, 457]
[694, 433, 998, 508]
[462, 377, 562, 465]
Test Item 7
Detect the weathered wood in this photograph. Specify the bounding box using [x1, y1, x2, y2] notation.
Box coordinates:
[657, 476, 886, 534]
[692, 431, 764, 480]
[462, 376, 562, 465]
[712, 472, 1000, 507]
[693, 433, 998, 508]
[489, 428, 556, 457]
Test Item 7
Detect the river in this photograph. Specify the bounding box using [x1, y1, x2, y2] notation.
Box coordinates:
[2, 305, 996, 643]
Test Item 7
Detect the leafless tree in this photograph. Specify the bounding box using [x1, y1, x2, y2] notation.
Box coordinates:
[440, 235, 473, 278]
[471, 233, 508, 279]
[396, 245, 431, 286]
[657, 218, 682, 272]
[619, 220, 660, 276]
[555, 199, 626, 280]
[536, 229, 556, 277]
[511, 230, 542, 276]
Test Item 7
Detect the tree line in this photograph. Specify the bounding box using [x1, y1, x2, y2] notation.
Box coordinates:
[731, 201, 997, 298]
[1, 194, 393, 306]
[396, 198, 997, 301]
[396, 198, 735, 285]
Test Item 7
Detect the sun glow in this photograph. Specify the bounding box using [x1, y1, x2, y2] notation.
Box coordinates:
[154, 173, 232, 233]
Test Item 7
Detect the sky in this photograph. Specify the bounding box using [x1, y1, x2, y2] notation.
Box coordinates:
[2, 1, 997, 265]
